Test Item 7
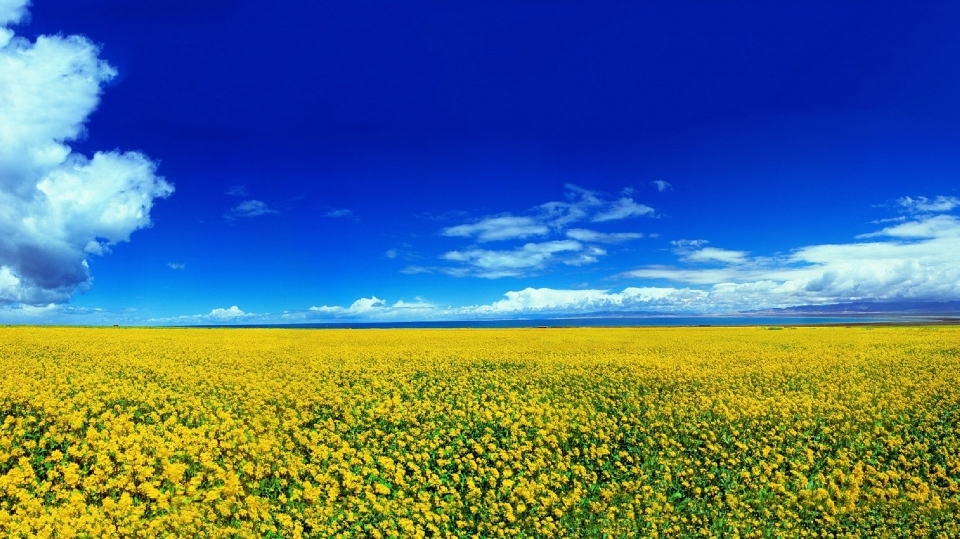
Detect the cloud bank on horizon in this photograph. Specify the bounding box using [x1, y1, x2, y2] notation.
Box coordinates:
[0, 0, 172, 306]
[141, 194, 960, 325]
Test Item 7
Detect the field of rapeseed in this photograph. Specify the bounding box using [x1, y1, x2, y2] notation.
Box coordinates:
[0, 326, 958, 538]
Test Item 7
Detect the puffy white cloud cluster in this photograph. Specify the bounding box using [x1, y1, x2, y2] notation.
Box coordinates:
[625, 203, 960, 308]
[207, 306, 249, 320]
[292, 287, 713, 322]
[0, 0, 173, 305]
[305, 296, 439, 319]
[143, 305, 256, 326]
[310, 296, 387, 315]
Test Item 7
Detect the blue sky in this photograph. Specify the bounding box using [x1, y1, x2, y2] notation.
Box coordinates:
[2, 0, 959, 325]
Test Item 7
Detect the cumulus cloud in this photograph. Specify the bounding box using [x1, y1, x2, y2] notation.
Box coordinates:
[466, 287, 708, 315]
[0, 0, 28, 31]
[148, 299, 443, 325]
[302, 296, 438, 320]
[166, 262, 186, 270]
[429, 185, 654, 278]
[0, 4, 173, 305]
[622, 203, 960, 309]
[224, 200, 277, 220]
[288, 287, 716, 322]
[145, 305, 261, 325]
[207, 305, 249, 320]
[309, 296, 386, 315]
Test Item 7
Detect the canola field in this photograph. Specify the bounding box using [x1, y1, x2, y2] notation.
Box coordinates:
[0, 326, 958, 538]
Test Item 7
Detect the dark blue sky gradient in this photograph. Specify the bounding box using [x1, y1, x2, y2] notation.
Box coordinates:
[9, 1, 960, 321]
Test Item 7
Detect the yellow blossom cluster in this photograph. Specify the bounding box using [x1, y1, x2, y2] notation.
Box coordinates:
[0, 325, 958, 538]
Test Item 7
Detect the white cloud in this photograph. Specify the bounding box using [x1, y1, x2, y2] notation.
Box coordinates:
[309, 296, 386, 315]
[207, 305, 249, 320]
[224, 199, 277, 220]
[592, 197, 655, 222]
[384, 249, 398, 259]
[671, 239, 708, 250]
[0, 0, 28, 32]
[144, 305, 261, 325]
[303, 296, 438, 320]
[622, 209, 960, 309]
[441, 215, 549, 242]
[896, 195, 960, 214]
[857, 214, 960, 239]
[670, 240, 749, 265]
[0, 302, 57, 322]
[681, 247, 749, 265]
[434, 185, 655, 277]
[467, 287, 708, 315]
[536, 184, 605, 229]
[651, 180, 672, 192]
[294, 287, 717, 321]
[566, 228, 644, 243]
[0, 6, 173, 305]
[167, 262, 186, 270]
[440, 240, 583, 278]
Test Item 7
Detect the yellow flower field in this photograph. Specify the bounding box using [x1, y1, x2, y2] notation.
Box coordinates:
[0, 326, 958, 538]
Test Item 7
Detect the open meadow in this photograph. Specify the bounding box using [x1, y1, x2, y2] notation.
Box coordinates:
[0, 326, 958, 538]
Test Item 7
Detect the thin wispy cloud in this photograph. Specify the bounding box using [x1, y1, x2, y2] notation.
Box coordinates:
[224, 200, 278, 220]
[671, 240, 749, 265]
[651, 180, 672, 192]
[167, 262, 186, 270]
[326, 208, 357, 219]
[895, 195, 960, 214]
[566, 229, 644, 243]
[225, 185, 248, 197]
[441, 216, 549, 242]
[425, 185, 654, 278]
[592, 198, 655, 222]
[440, 240, 592, 279]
